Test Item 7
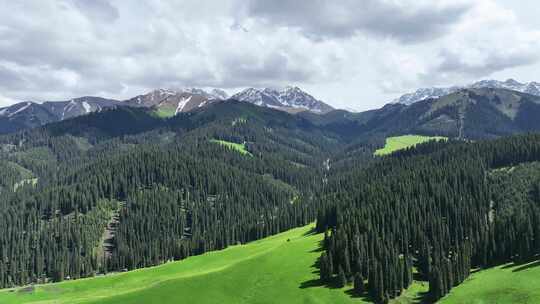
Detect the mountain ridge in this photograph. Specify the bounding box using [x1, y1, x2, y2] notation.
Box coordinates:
[0, 87, 333, 133]
[232, 86, 334, 114]
[395, 79, 540, 105]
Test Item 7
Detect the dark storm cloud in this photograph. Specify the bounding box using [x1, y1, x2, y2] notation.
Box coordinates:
[246, 0, 471, 43]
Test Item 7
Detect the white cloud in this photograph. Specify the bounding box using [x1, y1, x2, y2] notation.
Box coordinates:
[0, 0, 538, 111]
[362, 0, 540, 103]
[0, 93, 15, 107]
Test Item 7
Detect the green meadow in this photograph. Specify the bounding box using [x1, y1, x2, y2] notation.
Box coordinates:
[439, 262, 540, 304]
[374, 135, 447, 156]
[153, 106, 177, 118]
[0, 225, 361, 304]
[210, 139, 253, 156]
[1, 223, 539, 303]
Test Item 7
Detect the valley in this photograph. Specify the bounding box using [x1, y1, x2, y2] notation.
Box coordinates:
[4, 2, 540, 303]
[2, 87, 540, 304]
[1, 223, 538, 304]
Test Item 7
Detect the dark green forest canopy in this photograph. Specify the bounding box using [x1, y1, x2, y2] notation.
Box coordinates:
[1, 101, 540, 304]
[316, 134, 540, 302]
[0, 102, 344, 288]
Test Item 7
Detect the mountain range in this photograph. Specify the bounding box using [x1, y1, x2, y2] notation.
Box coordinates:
[0, 87, 334, 134]
[303, 87, 540, 140]
[0, 97, 121, 134]
[2, 79, 540, 137]
[2, 82, 540, 303]
[395, 79, 540, 105]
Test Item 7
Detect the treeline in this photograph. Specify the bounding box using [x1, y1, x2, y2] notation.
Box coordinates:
[0, 103, 337, 288]
[0, 143, 317, 288]
[316, 134, 540, 302]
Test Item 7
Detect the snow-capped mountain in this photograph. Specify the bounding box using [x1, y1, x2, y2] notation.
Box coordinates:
[395, 79, 540, 105]
[394, 87, 459, 105]
[0, 97, 119, 120]
[231, 86, 333, 114]
[470, 79, 540, 96]
[0, 86, 333, 133]
[0, 97, 122, 134]
[41, 97, 122, 120]
[124, 88, 228, 116]
[180, 88, 229, 100]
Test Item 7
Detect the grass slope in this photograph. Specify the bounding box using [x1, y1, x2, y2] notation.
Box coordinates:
[211, 139, 253, 156]
[1, 222, 537, 304]
[153, 106, 176, 118]
[439, 262, 540, 304]
[0, 225, 361, 304]
[374, 135, 447, 156]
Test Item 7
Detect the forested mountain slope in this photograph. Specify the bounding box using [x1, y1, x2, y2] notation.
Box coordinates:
[0, 225, 364, 304]
[316, 134, 540, 302]
[2, 98, 540, 303]
[0, 101, 343, 288]
[303, 88, 540, 140]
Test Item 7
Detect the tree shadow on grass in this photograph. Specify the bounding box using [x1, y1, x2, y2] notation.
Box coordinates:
[344, 288, 374, 302]
[298, 231, 367, 299]
[412, 291, 435, 304]
[501, 254, 540, 270]
[309, 239, 325, 253]
[302, 227, 317, 237]
[413, 271, 426, 281]
[299, 277, 346, 290]
[513, 259, 540, 272]
[299, 246, 344, 290]
[497, 255, 540, 272]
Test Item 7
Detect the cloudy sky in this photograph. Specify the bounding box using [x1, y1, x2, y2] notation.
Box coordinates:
[1, 0, 539, 111]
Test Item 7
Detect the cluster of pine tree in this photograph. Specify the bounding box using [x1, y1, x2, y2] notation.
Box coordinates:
[0, 104, 337, 288]
[316, 134, 540, 302]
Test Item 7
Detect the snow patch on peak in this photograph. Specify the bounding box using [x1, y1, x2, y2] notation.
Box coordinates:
[232, 86, 333, 113]
[82, 101, 91, 113]
[8, 102, 32, 117]
[158, 88, 176, 96]
[175, 96, 192, 114]
[175, 88, 229, 100]
[210, 89, 229, 100]
[395, 79, 540, 105]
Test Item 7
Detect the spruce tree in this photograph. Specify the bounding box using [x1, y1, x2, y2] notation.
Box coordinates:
[337, 265, 347, 288]
[354, 273, 364, 295]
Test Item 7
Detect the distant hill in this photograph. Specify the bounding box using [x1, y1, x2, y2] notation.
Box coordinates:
[307, 87, 540, 140]
[4, 83, 540, 142]
[0, 97, 122, 134]
[0, 87, 334, 134]
[394, 79, 540, 105]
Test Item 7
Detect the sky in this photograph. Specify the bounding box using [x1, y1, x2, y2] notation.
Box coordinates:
[1, 0, 540, 111]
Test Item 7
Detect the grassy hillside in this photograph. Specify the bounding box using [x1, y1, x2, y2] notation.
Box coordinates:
[374, 135, 447, 156]
[439, 262, 540, 304]
[153, 106, 176, 118]
[0, 225, 361, 304]
[1, 222, 539, 304]
[211, 139, 253, 156]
